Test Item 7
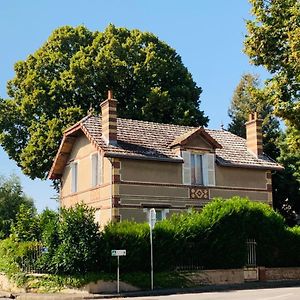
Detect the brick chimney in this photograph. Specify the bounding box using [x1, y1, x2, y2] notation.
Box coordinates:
[246, 112, 263, 157]
[100, 90, 117, 145]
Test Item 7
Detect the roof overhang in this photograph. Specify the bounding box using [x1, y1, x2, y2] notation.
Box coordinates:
[216, 158, 284, 171]
[48, 125, 82, 179]
[104, 152, 183, 163]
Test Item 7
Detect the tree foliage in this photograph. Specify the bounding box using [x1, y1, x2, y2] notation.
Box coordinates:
[228, 74, 300, 224]
[11, 204, 40, 242]
[228, 73, 281, 159]
[244, 0, 300, 178]
[0, 24, 208, 180]
[0, 175, 35, 238]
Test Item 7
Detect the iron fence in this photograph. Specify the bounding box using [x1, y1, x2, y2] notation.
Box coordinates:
[246, 238, 257, 267]
[18, 244, 47, 274]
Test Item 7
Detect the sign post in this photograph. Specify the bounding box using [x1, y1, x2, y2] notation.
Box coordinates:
[111, 249, 126, 293]
[149, 208, 156, 291]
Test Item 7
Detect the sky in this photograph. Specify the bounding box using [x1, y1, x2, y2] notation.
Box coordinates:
[0, 0, 269, 212]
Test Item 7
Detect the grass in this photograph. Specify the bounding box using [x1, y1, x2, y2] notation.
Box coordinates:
[24, 271, 189, 293]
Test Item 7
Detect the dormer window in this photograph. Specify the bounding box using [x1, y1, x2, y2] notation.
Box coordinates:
[182, 151, 216, 186]
[191, 153, 204, 185]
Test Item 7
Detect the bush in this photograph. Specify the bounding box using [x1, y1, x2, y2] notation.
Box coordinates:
[100, 197, 300, 271]
[3, 196, 300, 277]
[39, 203, 101, 274]
[197, 197, 286, 268]
[0, 237, 40, 285]
[11, 204, 40, 242]
[100, 221, 149, 272]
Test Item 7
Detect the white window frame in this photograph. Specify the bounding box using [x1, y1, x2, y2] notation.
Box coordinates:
[182, 151, 216, 186]
[71, 161, 78, 193]
[91, 152, 102, 187]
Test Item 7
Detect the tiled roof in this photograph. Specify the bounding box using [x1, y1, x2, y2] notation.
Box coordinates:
[82, 115, 282, 170]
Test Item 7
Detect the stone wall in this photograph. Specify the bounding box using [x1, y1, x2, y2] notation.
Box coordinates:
[263, 267, 300, 281]
[0, 273, 26, 293]
[182, 269, 244, 286]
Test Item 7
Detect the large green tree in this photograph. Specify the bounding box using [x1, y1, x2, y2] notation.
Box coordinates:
[0, 24, 208, 180]
[244, 0, 300, 179]
[0, 175, 35, 238]
[228, 74, 300, 225]
[228, 74, 281, 158]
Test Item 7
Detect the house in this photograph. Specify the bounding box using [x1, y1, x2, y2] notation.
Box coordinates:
[49, 91, 283, 227]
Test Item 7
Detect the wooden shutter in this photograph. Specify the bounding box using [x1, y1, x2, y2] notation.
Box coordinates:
[182, 151, 191, 185]
[203, 153, 215, 186]
[71, 162, 78, 193]
[92, 153, 102, 186]
[99, 154, 103, 184]
[91, 154, 98, 187]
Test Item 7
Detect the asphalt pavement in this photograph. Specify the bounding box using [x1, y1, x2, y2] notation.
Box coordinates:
[1, 279, 300, 299]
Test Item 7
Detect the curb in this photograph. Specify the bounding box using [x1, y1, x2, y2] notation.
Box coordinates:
[14, 279, 300, 299]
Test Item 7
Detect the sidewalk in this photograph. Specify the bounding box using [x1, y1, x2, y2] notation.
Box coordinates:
[3, 279, 300, 299]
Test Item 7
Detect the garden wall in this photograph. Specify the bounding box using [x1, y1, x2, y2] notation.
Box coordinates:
[262, 267, 300, 281]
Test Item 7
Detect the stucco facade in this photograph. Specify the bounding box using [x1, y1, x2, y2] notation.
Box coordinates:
[59, 132, 273, 227]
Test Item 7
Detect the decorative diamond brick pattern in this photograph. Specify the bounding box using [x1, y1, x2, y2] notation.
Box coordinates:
[190, 188, 209, 199]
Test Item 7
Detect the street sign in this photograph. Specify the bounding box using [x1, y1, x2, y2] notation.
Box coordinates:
[149, 208, 156, 230]
[111, 249, 127, 293]
[111, 249, 126, 257]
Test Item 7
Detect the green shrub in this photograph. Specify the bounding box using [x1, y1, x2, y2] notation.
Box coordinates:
[100, 197, 297, 271]
[0, 237, 40, 285]
[100, 221, 149, 272]
[39, 203, 101, 274]
[153, 210, 206, 270]
[3, 196, 300, 278]
[197, 197, 287, 268]
[11, 204, 40, 242]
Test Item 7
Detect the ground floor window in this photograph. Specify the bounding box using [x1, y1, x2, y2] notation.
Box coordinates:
[143, 208, 169, 222]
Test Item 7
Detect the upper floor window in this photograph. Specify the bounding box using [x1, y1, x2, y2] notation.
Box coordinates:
[71, 161, 78, 193]
[91, 153, 102, 187]
[191, 153, 203, 185]
[182, 151, 215, 186]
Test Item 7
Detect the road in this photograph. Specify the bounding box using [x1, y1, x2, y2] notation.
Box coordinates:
[108, 287, 300, 300]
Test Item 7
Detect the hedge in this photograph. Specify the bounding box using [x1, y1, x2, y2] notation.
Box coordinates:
[2, 197, 300, 276]
[100, 197, 300, 271]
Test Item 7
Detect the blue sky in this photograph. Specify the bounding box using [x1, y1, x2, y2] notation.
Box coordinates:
[0, 0, 268, 211]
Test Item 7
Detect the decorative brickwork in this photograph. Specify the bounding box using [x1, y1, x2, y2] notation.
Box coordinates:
[246, 112, 263, 157]
[190, 187, 210, 199]
[100, 90, 118, 145]
[111, 158, 121, 221]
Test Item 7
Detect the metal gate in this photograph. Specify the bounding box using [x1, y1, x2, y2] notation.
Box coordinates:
[246, 238, 257, 267]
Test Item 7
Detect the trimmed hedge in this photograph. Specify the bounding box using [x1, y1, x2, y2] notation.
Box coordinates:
[2, 197, 300, 276]
[100, 197, 300, 271]
[100, 221, 149, 272]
